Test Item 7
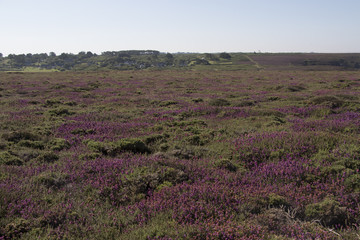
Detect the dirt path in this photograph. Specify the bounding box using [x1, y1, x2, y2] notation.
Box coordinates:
[245, 55, 263, 70]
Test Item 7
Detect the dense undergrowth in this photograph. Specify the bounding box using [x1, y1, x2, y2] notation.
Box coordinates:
[0, 69, 359, 239]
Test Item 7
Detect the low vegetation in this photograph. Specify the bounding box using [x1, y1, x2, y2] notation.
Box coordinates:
[0, 64, 359, 239]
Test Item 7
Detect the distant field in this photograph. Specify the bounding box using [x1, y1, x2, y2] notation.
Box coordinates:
[0, 68, 359, 239]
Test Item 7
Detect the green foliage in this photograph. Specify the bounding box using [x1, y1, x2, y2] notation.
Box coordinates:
[304, 197, 347, 226]
[78, 152, 101, 160]
[87, 138, 150, 155]
[0, 141, 7, 150]
[159, 100, 178, 107]
[268, 193, 289, 208]
[47, 107, 73, 116]
[156, 181, 173, 191]
[219, 52, 232, 59]
[33, 171, 68, 189]
[310, 95, 344, 108]
[287, 85, 306, 92]
[48, 138, 70, 151]
[209, 98, 231, 106]
[144, 134, 168, 145]
[86, 140, 108, 154]
[2, 218, 31, 239]
[0, 151, 23, 165]
[36, 151, 59, 163]
[18, 140, 45, 149]
[2, 131, 39, 143]
[114, 138, 150, 154]
[214, 159, 239, 172]
[344, 174, 360, 192]
[320, 164, 346, 177]
[43, 98, 61, 107]
[71, 128, 95, 135]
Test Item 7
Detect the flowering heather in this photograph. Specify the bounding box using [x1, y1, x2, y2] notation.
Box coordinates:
[0, 69, 359, 239]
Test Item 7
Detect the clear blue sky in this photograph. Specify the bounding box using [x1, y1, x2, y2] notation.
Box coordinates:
[1, 0, 360, 55]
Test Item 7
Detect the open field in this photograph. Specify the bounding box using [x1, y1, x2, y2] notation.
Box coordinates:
[0, 68, 360, 239]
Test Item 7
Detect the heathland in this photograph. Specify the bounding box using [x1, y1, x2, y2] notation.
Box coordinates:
[0, 52, 359, 239]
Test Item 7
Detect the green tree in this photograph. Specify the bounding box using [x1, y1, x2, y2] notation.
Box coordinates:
[219, 52, 231, 59]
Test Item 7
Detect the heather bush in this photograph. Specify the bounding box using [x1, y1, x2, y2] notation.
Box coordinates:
[208, 98, 230, 106]
[344, 174, 360, 192]
[2, 131, 39, 143]
[214, 159, 239, 172]
[17, 140, 45, 149]
[47, 107, 73, 116]
[268, 193, 290, 208]
[114, 138, 150, 154]
[287, 85, 306, 92]
[1, 218, 31, 239]
[0, 141, 7, 150]
[33, 171, 68, 189]
[0, 151, 23, 165]
[48, 138, 70, 151]
[310, 95, 344, 108]
[36, 151, 59, 163]
[87, 138, 149, 155]
[304, 197, 347, 226]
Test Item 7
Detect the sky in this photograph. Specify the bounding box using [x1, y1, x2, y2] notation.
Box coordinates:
[1, 0, 360, 56]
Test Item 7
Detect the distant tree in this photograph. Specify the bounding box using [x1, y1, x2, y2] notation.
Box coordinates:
[0, 53, 3, 58]
[165, 53, 174, 60]
[165, 53, 174, 65]
[219, 52, 231, 59]
[205, 53, 219, 61]
[49, 52, 56, 57]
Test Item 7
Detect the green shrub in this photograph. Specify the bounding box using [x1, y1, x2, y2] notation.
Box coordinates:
[144, 134, 167, 145]
[209, 98, 230, 106]
[320, 164, 346, 177]
[155, 181, 173, 191]
[87, 139, 150, 155]
[113, 138, 150, 154]
[18, 140, 45, 149]
[34, 172, 68, 189]
[192, 98, 203, 103]
[2, 218, 31, 239]
[47, 107, 73, 116]
[43, 98, 61, 107]
[287, 85, 306, 92]
[311, 96, 344, 108]
[186, 135, 203, 146]
[0, 141, 7, 150]
[268, 193, 289, 208]
[214, 159, 239, 172]
[344, 174, 360, 192]
[159, 143, 169, 151]
[79, 152, 101, 160]
[304, 197, 347, 226]
[235, 100, 256, 107]
[36, 151, 59, 163]
[2, 131, 39, 143]
[159, 100, 178, 107]
[0, 151, 23, 166]
[49, 138, 70, 151]
[86, 140, 108, 154]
